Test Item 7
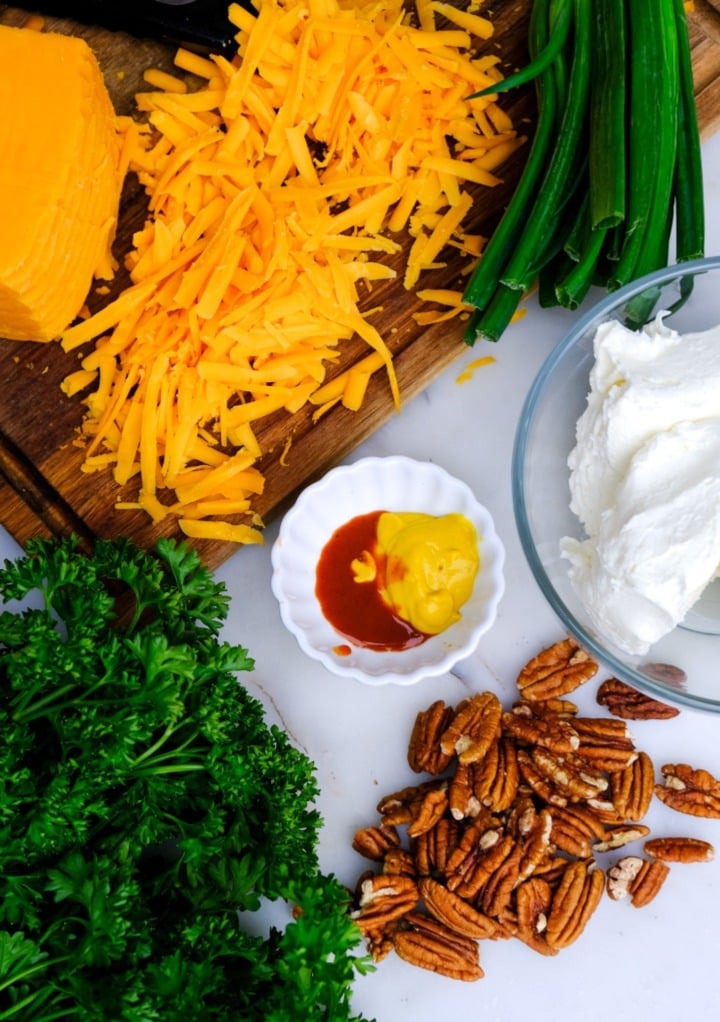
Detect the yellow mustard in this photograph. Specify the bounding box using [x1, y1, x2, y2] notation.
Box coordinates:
[351, 511, 480, 635]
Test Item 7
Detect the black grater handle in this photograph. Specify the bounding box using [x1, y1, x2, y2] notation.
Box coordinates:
[34, 1, 252, 53]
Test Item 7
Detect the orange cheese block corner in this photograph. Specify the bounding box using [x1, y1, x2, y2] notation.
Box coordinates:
[0, 25, 123, 342]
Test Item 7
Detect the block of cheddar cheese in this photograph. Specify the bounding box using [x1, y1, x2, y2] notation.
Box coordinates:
[0, 25, 122, 341]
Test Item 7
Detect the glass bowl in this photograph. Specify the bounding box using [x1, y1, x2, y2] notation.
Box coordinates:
[271, 456, 505, 685]
[513, 256, 720, 713]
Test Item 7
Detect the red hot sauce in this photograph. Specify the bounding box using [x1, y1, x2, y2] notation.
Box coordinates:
[315, 509, 428, 652]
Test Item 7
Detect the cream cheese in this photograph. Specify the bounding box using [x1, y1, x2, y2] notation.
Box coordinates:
[561, 314, 720, 655]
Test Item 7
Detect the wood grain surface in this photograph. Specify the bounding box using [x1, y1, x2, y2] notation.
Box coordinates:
[690, 0, 720, 139]
[1, 2, 719, 568]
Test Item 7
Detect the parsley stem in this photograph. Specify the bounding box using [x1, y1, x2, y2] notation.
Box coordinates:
[130, 725, 201, 772]
[0, 955, 70, 995]
[12, 682, 78, 722]
[0, 1001, 76, 1022]
[130, 722, 182, 766]
[131, 764, 206, 777]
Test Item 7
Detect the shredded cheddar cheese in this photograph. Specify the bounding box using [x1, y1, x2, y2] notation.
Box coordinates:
[21, 13, 45, 31]
[455, 353, 495, 384]
[61, 0, 523, 543]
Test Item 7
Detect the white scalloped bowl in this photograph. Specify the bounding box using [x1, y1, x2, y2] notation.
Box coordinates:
[270, 456, 505, 685]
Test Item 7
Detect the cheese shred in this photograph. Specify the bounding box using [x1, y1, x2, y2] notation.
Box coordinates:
[62, 0, 522, 543]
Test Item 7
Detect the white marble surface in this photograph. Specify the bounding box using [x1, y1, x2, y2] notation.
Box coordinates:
[3, 134, 720, 1021]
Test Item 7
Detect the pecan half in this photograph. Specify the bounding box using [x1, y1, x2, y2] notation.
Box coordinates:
[448, 761, 482, 821]
[528, 697, 579, 719]
[383, 847, 417, 877]
[644, 836, 715, 863]
[573, 716, 635, 743]
[532, 854, 574, 888]
[584, 796, 625, 825]
[352, 824, 401, 861]
[413, 817, 461, 877]
[548, 804, 606, 859]
[351, 874, 418, 933]
[408, 700, 455, 775]
[592, 823, 651, 853]
[655, 763, 720, 819]
[597, 678, 680, 720]
[419, 877, 499, 939]
[610, 751, 655, 822]
[447, 826, 515, 901]
[440, 691, 502, 765]
[530, 747, 608, 802]
[515, 805, 554, 883]
[406, 783, 449, 838]
[472, 734, 519, 814]
[479, 840, 524, 918]
[377, 780, 442, 826]
[393, 912, 484, 981]
[639, 662, 687, 689]
[516, 746, 568, 807]
[516, 638, 598, 702]
[606, 856, 669, 908]
[365, 923, 398, 962]
[545, 860, 604, 949]
[572, 716, 639, 772]
[502, 704, 580, 753]
[605, 855, 643, 901]
[515, 876, 557, 957]
[627, 859, 670, 908]
[444, 818, 501, 881]
[578, 746, 640, 773]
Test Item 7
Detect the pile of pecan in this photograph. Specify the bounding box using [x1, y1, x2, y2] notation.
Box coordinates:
[350, 639, 717, 981]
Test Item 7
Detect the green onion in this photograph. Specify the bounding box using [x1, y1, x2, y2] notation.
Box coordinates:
[588, 0, 626, 229]
[462, 0, 558, 333]
[538, 248, 577, 307]
[556, 224, 607, 309]
[562, 192, 591, 262]
[610, 0, 679, 288]
[466, 281, 524, 343]
[460, 0, 705, 341]
[499, 0, 591, 294]
[466, 0, 572, 100]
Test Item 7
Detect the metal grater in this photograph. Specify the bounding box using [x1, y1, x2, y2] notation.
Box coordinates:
[34, 0, 253, 53]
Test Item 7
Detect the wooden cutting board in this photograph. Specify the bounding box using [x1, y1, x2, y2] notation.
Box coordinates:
[1, 1, 720, 569]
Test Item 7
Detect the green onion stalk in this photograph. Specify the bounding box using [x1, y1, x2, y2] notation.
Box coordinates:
[462, 0, 705, 343]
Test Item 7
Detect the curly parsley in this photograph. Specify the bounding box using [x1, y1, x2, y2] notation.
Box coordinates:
[0, 536, 371, 1021]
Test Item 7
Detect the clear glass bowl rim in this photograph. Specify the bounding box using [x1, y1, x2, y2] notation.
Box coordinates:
[512, 256, 720, 714]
